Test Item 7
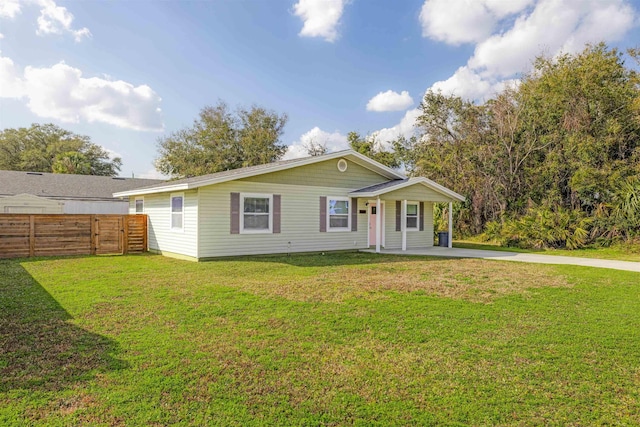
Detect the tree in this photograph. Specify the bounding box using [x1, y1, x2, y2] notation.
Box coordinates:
[155, 101, 288, 178]
[303, 138, 328, 156]
[410, 43, 640, 245]
[52, 152, 91, 174]
[348, 131, 400, 168]
[0, 123, 122, 176]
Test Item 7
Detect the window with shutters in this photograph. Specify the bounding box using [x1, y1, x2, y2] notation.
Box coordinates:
[406, 202, 419, 231]
[240, 193, 273, 234]
[327, 197, 350, 231]
[170, 193, 184, 231]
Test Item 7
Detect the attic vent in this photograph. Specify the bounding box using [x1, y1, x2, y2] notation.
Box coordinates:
[26, 172, 43, 176]
[112, 177, 126, 180]
[337, 159, 348, 172]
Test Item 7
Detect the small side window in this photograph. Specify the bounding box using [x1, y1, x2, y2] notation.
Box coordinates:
[171, 193, 184, 230]
[135, 198, 144, 213]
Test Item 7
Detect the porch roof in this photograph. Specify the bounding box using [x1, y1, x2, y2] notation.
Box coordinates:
[349, 177, 465, 202]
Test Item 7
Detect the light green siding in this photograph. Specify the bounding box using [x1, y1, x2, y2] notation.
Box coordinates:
[138, 190, 199, 258]
[382, 185, 455, 202]
[239, 158, 386, 189]
[198, 181, 369, 258]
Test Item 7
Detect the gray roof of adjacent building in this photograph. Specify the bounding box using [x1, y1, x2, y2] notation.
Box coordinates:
[0, 170, 164, 201]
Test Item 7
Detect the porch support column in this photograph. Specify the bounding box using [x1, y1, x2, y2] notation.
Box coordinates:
[448, 201, 453, 248]
[375, 196, 381, 253]
[402, 199, 407, 251]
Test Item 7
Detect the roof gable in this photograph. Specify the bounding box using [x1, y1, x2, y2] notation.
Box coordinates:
[349, 177, 465, 202]
[113, 150, 406, 197]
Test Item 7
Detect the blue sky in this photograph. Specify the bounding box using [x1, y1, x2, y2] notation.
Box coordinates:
[1, 0, 639, 178]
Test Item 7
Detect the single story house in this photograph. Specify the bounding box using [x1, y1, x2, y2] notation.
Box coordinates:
[0, 170, 163, 214]
[113, 150, 464, 260]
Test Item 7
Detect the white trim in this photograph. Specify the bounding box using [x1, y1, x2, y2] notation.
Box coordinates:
[327, 196, 351, 232]
[375, 196, 381, 253]
[113, 150, 406, 198]
[240, 193, 273, 234]
[405, 201, 419, 231]
[349, 177, 465, 202]
[366, 200, 386, 248]
[402, 199, 407, 251]
[170, 192, 184, 232]
[134, 196, 144, 214]
[448, 201, 453, 248]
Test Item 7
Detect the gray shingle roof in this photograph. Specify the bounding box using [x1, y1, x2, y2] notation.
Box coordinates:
[350, 179, 408, 194]
[0, 170, 164, 201]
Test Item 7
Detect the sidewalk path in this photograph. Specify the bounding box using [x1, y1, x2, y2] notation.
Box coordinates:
[361, 247, 640, 273]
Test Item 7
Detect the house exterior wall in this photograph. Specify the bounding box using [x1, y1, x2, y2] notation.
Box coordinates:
[63, 200, 129, 214]
[381, 185, 454, 203]
[239, 158, 389, 189]
[197, 181, 369, 258]
[131, 190, 199, 258]
[0, 194, 63, 213]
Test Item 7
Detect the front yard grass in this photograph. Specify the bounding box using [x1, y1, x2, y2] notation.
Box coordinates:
[1, 252, 639, 425]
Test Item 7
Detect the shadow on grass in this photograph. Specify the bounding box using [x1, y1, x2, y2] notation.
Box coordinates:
[0, 260, 128, 392]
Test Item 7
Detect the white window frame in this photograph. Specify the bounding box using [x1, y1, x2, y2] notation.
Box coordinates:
[135, 197, 144, 214]
[240, 193, 273, 234]
[327, 196, 351, 232]
[406, 201, 419, 231]
[170, 192, 184, 232]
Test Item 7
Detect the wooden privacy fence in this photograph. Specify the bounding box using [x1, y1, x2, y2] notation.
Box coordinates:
[0, 214, 147, 259]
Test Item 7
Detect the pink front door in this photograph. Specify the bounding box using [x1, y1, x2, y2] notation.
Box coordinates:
[369, 203, 383, 246]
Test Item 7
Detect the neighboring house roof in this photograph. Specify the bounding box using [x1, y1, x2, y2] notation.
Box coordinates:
[113, 150, 407, 197]
[0, 170, 164, 201]
[349, 177, 465, 202]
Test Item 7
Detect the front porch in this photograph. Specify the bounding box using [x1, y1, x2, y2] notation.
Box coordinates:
[350, 177, 465, 254]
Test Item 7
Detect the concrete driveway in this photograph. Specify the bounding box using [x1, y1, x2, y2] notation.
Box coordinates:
[361, 247, 640, 273]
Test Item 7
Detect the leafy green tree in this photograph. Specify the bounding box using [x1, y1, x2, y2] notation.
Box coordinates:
[0, 123, 121, 176]
[410, 43, 640, 246]
[52, 152, 92, 174]
[155, 101, 288, 178]
[348, 131, 400, 168]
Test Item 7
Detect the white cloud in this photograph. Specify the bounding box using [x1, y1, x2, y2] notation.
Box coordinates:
[293, 0, 347, 42]
[36, 0, 91, 42]
[0, 0, 91, 41]
[1, 56, 164, 131]
[0, 55, 24, 98]
[424, 0, 638, 101]
[370, 108, 421, 148]
[419, 0, 533, 45]
[366, 90, 414, 112]
[284, 126, 349, 159]
[0, 0, 22, 19]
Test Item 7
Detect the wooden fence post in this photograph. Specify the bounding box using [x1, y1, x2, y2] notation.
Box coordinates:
[90, 215, 96, 255]
[29, 215, 35, 257]
[122, 215, 129, 255]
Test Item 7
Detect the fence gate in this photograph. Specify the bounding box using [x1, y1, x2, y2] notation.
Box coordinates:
[94, 215, 123, 255]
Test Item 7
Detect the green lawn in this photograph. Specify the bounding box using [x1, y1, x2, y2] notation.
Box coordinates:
[454, 240, 640, 262]
[1, 253, 639, 426]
